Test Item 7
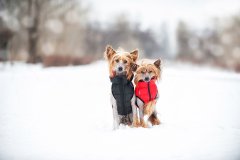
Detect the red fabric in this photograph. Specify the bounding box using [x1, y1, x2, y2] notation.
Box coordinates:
[135, 79, 158, 104]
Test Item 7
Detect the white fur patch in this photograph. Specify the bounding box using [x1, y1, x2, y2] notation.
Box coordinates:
[144, 115, 148, 122]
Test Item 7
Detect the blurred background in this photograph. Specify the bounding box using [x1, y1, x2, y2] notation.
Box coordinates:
[0, 0, 240, 71]
[1, 1, 240, 159]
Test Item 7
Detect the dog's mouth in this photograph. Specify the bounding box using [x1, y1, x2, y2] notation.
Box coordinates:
[139, 76, 156, 82]
[116, 70, 127, 76]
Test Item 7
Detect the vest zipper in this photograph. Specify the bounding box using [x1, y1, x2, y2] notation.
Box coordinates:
[148, 82, 151, 101]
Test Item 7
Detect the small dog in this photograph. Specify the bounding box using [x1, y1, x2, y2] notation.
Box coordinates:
[132, 59, 161, 128]
[104, 45, 139, 129]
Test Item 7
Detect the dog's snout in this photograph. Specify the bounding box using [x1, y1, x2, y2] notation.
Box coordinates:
[118, 67, 123, 71]
[144, 77, 150, 81]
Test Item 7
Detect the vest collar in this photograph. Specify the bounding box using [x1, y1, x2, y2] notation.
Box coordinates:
[137, 79, 156, 87]
[110, 75, 133, 84]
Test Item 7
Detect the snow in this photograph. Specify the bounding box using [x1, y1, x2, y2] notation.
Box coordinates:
[0, 61, 240, 160]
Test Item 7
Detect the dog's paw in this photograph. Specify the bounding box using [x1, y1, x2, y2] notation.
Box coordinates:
[149, 114, 160, 126]
[139, 120, 148, 128]
[132, 120, 140, 127]
[132, 116, 140, 127]
[151, 117, 160, 125]
[141, 123, 148, 128]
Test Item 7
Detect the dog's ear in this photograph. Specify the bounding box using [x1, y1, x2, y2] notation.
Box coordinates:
[131, 63, 139, 72]
[104, 45, 116, 60]
[130, 49, 138, 62]
[154, 59, 161, 69]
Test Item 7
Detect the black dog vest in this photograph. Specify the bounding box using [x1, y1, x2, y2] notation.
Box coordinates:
[110, 75, 134, 115]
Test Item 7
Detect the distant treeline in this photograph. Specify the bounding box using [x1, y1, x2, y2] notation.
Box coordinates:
[0, 0, 239, 71]
[0, 0, 167, 66]
[176, 15, 240, 72]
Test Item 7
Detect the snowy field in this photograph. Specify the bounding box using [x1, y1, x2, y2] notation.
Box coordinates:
[0, 61, 240, 160]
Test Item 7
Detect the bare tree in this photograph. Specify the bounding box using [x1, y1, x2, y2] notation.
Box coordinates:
[0, 0, 81, 63]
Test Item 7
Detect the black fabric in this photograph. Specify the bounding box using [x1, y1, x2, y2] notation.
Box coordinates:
[110, 75, 134, 115]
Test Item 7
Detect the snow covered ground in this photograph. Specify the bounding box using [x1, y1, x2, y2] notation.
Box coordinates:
[0, 61, 240, 160]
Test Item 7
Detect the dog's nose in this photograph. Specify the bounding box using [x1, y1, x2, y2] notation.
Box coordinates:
[118, 67, 123, 71]
[144, 77, 150, 81]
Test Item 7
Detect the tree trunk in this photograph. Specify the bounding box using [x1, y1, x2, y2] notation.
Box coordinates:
[27, 0, 40, 63]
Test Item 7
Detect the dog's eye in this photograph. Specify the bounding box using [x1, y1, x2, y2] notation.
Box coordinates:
[141, 71, 145, 74]
[149, 71, 152, 73]
[115, 59, 119, 63]
[123, 60, 127, 64]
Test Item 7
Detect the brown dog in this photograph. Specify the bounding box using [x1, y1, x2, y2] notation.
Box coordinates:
[133, 59, 161, 128]
[104, 45, 139, 129]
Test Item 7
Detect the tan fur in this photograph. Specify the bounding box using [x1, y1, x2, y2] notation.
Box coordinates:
[104, 45, 138, 80]
[143, 101, 156, 116]
[110, 54, 133, 80]
[140, 119, 148, 128]
[132, 115, 140, 127]
[134, 59, 162, 127]
[134, 61, 161, 85]
[149, 113, 160, 125]
[104, 45, 139, 129]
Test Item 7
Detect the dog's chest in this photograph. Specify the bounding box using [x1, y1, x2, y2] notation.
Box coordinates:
[111, 76, 134, 115]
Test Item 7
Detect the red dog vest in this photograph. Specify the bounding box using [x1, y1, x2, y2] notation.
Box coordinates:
[135, 79, 158, 104]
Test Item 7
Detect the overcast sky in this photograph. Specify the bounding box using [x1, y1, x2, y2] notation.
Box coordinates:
[82, 0, 240, 55]
[83, 0, 240, 29]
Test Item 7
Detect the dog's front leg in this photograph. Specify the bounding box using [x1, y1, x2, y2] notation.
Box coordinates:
[150, 95, 160, 126]
[136, 98, 147, 128]
[131, 95, 139, 127]
[149, 105, 160, 125]
[111, 93, 120, 130]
